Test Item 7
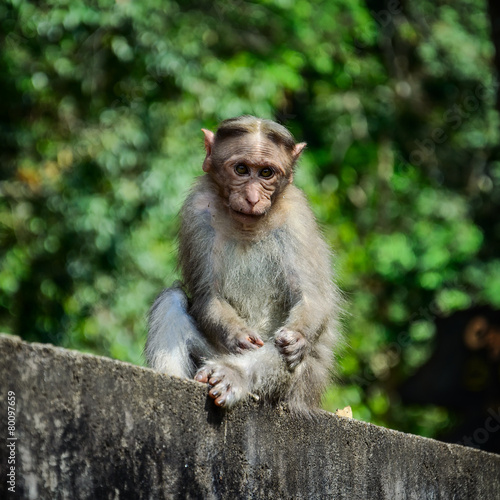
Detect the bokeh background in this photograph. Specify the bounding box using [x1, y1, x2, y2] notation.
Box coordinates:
[2, 0, 500, 451]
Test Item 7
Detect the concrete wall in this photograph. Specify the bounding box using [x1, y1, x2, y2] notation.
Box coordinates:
[1, 333, 499, 499]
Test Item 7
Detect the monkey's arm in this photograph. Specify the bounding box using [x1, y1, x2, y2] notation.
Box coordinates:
[179, 184, 264, 353]
[190, 293, 265, 353]
[275, 195, 340, 369]
[276, 283, 337, 370]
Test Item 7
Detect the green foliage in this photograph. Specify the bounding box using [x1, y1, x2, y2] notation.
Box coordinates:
[1, 0, 498, 438]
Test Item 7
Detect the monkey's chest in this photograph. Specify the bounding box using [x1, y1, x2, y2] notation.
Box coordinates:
[217, 240, 291, 336]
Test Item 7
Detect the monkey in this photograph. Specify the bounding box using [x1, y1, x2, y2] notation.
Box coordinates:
[145, 115, 342, 411]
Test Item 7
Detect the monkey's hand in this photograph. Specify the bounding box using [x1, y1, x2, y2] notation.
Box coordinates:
[194, 362, 248, 408]
[226, 330, 264, 354]
[275, 328, 307, 370]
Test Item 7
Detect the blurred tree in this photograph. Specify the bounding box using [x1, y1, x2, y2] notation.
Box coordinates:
[0, 0, 498, 441]
[487, 0, 500, 111]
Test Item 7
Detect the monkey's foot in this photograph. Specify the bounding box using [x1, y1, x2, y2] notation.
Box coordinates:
[194, 362, 248, 408]
[275, 328, 307, 370]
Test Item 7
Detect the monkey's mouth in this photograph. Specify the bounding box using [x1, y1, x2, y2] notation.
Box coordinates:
[229, 208, 265, 223]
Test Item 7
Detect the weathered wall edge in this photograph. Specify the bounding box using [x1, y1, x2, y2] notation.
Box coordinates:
[1, 333, 499, 499]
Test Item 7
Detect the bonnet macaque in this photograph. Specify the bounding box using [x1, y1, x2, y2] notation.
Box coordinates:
[146, 116, 341, 410]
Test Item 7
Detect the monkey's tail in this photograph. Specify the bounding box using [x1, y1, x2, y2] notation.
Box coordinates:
[145, 285, 212, 378]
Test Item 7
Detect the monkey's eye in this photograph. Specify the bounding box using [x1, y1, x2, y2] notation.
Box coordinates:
[235, 164, 249, 175]
[260, 167, 274, 178]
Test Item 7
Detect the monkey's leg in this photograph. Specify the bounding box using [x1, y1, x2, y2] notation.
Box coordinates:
[146, 287, 213, 378]
[194, 346, 295, 408]
[195, 335, 333, 410]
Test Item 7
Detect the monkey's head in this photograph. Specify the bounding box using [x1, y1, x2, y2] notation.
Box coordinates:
[202, 116, 306, 224]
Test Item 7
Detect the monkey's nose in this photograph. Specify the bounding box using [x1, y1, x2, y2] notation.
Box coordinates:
[246, 196, 258, 207]
[245, 188, 260, 207]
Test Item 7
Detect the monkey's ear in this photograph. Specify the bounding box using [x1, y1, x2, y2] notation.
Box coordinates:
[202, 129, 215, 154]
[293, 142, 307, 160]
[202, 128, 215, 172]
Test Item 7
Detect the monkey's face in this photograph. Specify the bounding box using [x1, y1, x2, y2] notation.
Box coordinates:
[210, 135, 293, 224]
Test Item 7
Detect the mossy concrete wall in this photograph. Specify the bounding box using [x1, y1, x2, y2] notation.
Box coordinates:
[1, 333, 499, 499]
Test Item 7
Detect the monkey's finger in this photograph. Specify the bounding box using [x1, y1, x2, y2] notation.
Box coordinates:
[237, 339, 262, 351]
[276, 340, 293, 350]
[275, 334, 297, 346]
[282, 343, 305, 354]
[248, 335, 264, 347]
[286, 352, 303, 367]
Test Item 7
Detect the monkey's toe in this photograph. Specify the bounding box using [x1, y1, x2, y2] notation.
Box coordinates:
[197, 362, 248, 408]
[194, 367, 211, 383]
[209, 383, 232, 407]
